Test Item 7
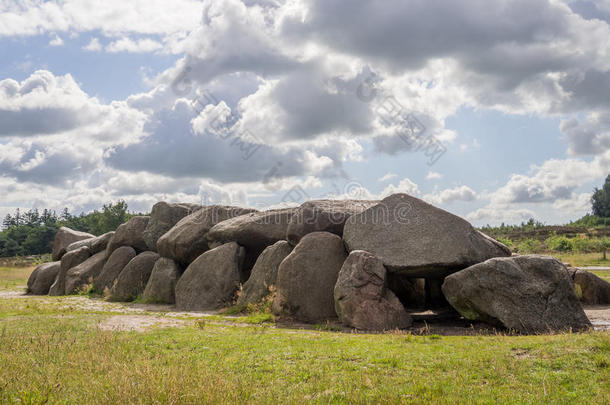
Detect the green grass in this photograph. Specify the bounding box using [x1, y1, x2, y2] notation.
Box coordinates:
[0, 267, 608, 403]
[0, 266, 34, 291]
[555, 252, 610, 268]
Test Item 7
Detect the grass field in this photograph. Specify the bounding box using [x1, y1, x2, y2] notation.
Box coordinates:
[0, 267, 609, 404]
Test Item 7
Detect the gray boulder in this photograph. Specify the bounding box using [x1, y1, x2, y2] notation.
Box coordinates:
[142, 258, 182, 304]
[334, 250, 412, 330]
[157, 205, 256, 266]
[206, 208, 296, 252]
[27, 266, 41, 292]
[237, 241, 292, 306]
[343, 194, 511, 277]
[49, 246, 91, 296]
[175, 242, 245, 311]
[66, 238, 95, 253]
[106, 216, 150, 257]
[90, 232, 115, 254]
[142, 202, 201, 252]
[65, 232, 114, 255]
[573, 269, 610, 305]
[273, 232, 347, 323]
[28, 262, 60, 295]
[286, 200, 378, 245]
[64, 252, 106, 294]
[442, 255, 592, 333]
[93, 246, 137, 293]
[52, 227, 94, 261]
[108, 252, 160, 302]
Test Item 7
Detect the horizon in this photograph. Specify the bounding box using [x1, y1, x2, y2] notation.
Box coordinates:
[1, 0, 610, 227]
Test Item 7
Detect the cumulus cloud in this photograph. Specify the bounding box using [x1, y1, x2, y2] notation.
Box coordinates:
[379, 178, 420, 199]
[0, 70, 145, 140]
[561, 111, 610, 156]
[466, 207, 536, 224]
[0, 0, 203, 38]
[2, 0, 610, 223]
[491, 158, 605, 204]
[106, 37, 163, 53]
[424, 186, 477, 205]
[83, 38, 102, 51]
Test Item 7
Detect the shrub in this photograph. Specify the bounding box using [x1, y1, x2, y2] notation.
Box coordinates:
[516, 238, 544, 254]
[546, 235, 574, 253]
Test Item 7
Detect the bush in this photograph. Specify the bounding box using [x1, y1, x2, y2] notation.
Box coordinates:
[572, 237, 599, 253]
[546, 235, 574, 253]
[516, 238, 544, 254]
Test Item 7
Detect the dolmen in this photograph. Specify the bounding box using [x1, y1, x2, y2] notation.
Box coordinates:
[28, 195, 604, 333]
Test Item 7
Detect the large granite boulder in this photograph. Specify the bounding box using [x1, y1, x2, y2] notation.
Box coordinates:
[273, 232, 347, 323]
[65, 232, 115, 255]
[206, 208, 296, 253]
[27, 262, 60, 295]
[27, 266, 41, 292]
[157, 205, 256, 266]
[286, 200, 378, 245]
[142, 202, 201, 252]
[106, 216, 150, 257]
[142, 258, 182, 304]
[52, 227, 94, 261]
[573, 269, 610, 305]
[335, 250, 412, 330]
[90, 232, 115, 254]
[66, 238, 95, 253]
[442, 255, 591, 333]
[343, 194, 511, 277]
[64, 252, 106, 294]
[93, 246, 137, 293]
[49, 246, 91, 296]
[237, 241, 292, 306]
[175, 242, 245, 311]
[108, 252, 159, 301]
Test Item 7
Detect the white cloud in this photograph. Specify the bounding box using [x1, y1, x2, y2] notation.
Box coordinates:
[379, 178, 420, 199]
[106, 37, 163, 54]
[491, 158, 605, 204]
[0, 0, 203, 38]
[378, 172, 397, 182]
[49, 35, 63, 46]
[83, 38, 102, 52]
[426, 171, 443, 180]
[466, 207, 536, 225]
[424, 186, 477, 205]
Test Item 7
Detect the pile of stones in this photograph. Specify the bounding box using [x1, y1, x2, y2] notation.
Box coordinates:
[28, 194, 610, 333]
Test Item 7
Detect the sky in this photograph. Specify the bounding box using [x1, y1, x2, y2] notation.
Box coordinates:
[0, 0, 609, 226]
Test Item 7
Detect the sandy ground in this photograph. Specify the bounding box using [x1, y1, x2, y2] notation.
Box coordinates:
[2, 287, 609, 333]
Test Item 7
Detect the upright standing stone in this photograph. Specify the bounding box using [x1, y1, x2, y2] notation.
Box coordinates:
[237, 241, 292, 306]
[28, 262, 61, 295]
[175, 242, 245, 311]
[335, 250, 412, 330]
[273, 232, 347, 322]
[49, 246, 91, 296]
[108, 252, 159, 302]
[142, 258, 182, 304]
[93, 246, 136, 293]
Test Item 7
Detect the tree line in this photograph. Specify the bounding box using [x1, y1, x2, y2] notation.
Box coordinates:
[0, 201, 139, 258]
